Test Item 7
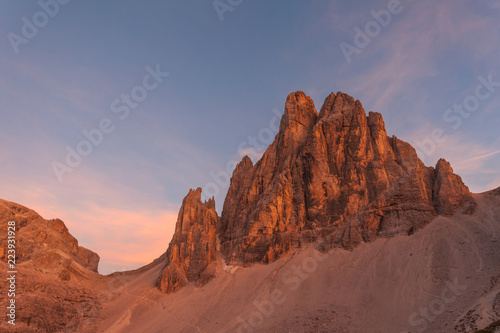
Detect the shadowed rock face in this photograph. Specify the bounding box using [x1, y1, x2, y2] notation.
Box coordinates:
[218, 91, 475, 265]
[157, 188, 219, 293]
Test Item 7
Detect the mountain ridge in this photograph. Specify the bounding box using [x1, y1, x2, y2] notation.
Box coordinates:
[218, 91, 475, 265]
[155, 90, 477, 294]
[1, 90, 498, 333]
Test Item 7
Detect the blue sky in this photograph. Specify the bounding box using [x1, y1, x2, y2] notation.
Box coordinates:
[1, 0, 499, 274]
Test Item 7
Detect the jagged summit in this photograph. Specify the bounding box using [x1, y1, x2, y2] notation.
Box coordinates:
[156, 91, 476, 294]
[157, 188, 219, 293]
[218, 91, 475, 264]
[277, 91, 318, 160]
[185, 187, 216, 210]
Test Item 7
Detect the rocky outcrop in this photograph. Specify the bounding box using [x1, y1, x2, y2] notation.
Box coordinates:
[0, 199, 100, 272]
[219, 91, 475, 265]
[0, 199, 101, 332]
[434, 158, 478, 215]
[157, 188, 219, 293]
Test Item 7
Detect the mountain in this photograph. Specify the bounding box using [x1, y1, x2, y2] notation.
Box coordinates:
[219, 91, 475, 265]
[99, 183, 500, 332]
[1, 91, 499, 333]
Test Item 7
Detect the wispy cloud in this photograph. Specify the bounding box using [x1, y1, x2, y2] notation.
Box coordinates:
[457, 150, 500, 165]
[10, 182, 178, 275]
[405, 129, 500, 192]
[62, 205, 177, 274]
[319, 0, 500, 193]
[1, 0, 499, 275]
[337, 0, 500, 117]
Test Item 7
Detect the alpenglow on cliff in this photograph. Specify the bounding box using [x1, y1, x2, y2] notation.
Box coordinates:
[156, 91, 475, 292]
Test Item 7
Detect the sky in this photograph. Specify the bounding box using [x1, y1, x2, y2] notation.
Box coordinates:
[1, 0, 499, 274]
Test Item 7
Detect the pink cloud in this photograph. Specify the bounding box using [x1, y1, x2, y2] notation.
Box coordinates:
[26, 198, 178, 275]
[1, 165, 180, 274]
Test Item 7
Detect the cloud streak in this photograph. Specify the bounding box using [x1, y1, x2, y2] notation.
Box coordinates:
[457, 150, 500, 165]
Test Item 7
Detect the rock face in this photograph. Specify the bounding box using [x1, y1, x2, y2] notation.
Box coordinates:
[433, 158, 477, 215]
[0, 199, 101, 332]
[0, 199, 100, 273]
[218, 91, 475, 265]
[157, 188, 219, 293]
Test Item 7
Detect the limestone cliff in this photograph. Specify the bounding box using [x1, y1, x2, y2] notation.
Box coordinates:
[157, 188, 219, 293]
[218, 91, 475, 264]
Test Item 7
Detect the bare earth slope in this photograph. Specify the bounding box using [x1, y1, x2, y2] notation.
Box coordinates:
[96, 190, 500, 333]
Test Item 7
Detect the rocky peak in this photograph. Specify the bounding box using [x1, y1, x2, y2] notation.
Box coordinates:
[238, 154, 254, 168]
[435, 158, 454, 174]
[434, 158, 476, 215]
[157, 188, 219, 293]
[157, 91, 476, 292]
[281, 91, 317, 127]
[219, 91, 476, 265]
[318, 91, 358, 120]
[233, 155, 254, 179]
[275, 91, 318, 162]
[175, 188, 215, 232]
